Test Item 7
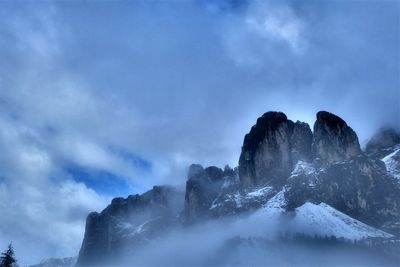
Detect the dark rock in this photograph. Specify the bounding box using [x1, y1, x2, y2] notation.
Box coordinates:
[365, 127, 400, 158]
[205, 166, 225, 181]
[187, 164, 204, 180]
[238, 112, 312, 190]
[312, 111, 361, 163]
[183, 165, 234, 221]
[290, 120, 313, 164]
[209, 185, 277, 217]
[285, 155, 400, 232]
[76, 186, 184, 267]
[364, 128, 400, 187]
[223, 165, 235, 177]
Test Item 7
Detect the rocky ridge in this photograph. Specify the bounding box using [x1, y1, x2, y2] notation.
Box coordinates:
[76, 186, 184, 266]
[76, 111, 400, 266]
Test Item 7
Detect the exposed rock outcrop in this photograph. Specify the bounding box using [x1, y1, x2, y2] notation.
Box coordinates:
[76, 186, 184, 266]
[183, 164, 236, 221]
[238, 112, 312, 190]
[365, 127, 400, 187]
[284, 156, 400, 231]
[312, 111, 361, 163]
[284, 113, 400, 233]
[366, 127, 400, 157]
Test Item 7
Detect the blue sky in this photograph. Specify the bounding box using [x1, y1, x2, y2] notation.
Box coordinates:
[0, 0, 399, 264]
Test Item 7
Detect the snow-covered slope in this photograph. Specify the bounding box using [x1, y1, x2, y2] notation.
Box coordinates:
[261, 189, 287, 214]
[382, 147, 400, 182]
[287, 202, 391, 240]
[249, 190, 392, 240]
[209, 186, 276, 214]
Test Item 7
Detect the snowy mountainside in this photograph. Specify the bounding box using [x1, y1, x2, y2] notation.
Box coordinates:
[247, 190, 392, 240]
[290, 202, 392, 239]
[382, 145, 400, 182]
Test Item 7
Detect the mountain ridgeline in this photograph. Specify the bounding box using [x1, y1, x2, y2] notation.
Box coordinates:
[76, 111, 400, 266]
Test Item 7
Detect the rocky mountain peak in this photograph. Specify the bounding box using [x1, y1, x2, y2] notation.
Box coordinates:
[187, 164, 204, 180]
[238, 111, 312, 190]
[366, 127, 400, 153]
[76, 110, 400, 267]
[241, 111, 288, 153]
[316, 111, 347, 128]
[183, 164, 233, 221]
[312, 111, 361, 163]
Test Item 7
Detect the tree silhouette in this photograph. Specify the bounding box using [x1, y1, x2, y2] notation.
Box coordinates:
[0, 244, 16, 267]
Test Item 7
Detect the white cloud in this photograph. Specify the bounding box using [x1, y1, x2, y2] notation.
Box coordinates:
[222, 0, 307, 66]
[0, 114, 108, 264]
[246, 3, 306, 53]
[0, 0, 398, 264]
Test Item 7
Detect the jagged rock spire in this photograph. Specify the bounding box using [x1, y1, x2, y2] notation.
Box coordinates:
[238, 111, 312, 190]
[312, 111, 361, 162]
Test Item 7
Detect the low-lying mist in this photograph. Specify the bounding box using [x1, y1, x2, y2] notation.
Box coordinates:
[89, 210, 399, 267]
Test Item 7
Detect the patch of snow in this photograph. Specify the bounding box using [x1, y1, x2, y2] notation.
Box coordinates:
[290, 161, 316, 177]
[261, 189, 286, 214]
[292, 202, 393, 240]
[116, 217, 161, 237]
[210, 192, 243, 210]
[290, 161, 319, 187]
[246, 186, 273, 199]
[252, 196, 392, 240]
[382, 148, 400, 182]
[210, 199, 222, 210]
[211, 186, 275, 211]
[233, 192, 243, 208]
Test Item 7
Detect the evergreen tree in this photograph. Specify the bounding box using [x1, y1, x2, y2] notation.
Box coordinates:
[0, 244, 16, 267]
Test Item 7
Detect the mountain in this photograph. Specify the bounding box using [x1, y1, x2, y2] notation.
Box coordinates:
[76, 186, 184, 266]
[366, 127, 400, 184]
[76, 111, 400, 266]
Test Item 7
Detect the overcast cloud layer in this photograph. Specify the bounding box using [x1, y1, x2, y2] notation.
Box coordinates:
[0, 0, 399, 264]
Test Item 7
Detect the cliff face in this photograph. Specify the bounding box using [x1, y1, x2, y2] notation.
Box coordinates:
[312, 111, 361, 162]
[76, 111, 400, 266]
[366, 127, 400, 153]
[284, 156, 400, 228]
[183, 164, 235, 221]
[238, 112, 312, 190]
[76, 186, 184, 266]
[281, 111, 399, 228]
